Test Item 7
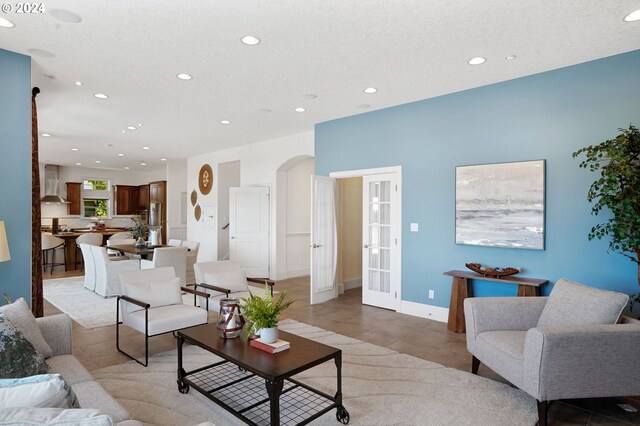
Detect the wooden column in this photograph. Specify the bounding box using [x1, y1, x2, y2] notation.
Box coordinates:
[447, 276, 470, 333]
[31, 87, 43, 317]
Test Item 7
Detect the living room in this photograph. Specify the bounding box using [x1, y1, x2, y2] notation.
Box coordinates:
[1, 2, 640, 425]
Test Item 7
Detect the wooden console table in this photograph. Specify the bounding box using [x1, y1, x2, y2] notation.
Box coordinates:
[443, 270, 548, 333]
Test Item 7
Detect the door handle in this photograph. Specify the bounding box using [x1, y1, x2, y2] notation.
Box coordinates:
[310, 244, 323, 248]
[364, 244, 377, 248]
[230, 236, 235, 239]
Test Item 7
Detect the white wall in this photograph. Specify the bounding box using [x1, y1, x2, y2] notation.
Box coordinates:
[217, 161, 240, 260]
[285, 157, 314, 277]
[187, 131, 314, 277]
[166, 160, 187, 242]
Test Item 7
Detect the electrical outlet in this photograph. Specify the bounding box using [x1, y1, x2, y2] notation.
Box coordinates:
[428, 290, 434, 299]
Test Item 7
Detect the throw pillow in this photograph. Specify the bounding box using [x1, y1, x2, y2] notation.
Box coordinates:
[203, 269, 248, 294]
[537, 278, 629, 327]
[0, 298, 53, 358]
[0, 374, 79, 409]
[124, 277, 182, 314]
[0, 407, 113, 426]
[0, 313, 48, 378]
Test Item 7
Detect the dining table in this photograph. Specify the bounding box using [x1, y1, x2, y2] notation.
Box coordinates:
[106, 243, 170, 260]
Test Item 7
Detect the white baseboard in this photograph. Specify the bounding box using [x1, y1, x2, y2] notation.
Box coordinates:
[343, 278, 362, 290]
[286, 267, 309, 278]
[398, 300, 449, 323]
[274, 271, 288, 281]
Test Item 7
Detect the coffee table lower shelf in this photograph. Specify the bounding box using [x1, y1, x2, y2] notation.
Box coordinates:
[178, 360, 349, 426]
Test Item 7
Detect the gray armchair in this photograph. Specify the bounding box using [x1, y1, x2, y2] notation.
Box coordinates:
[464, 278, 640, 426]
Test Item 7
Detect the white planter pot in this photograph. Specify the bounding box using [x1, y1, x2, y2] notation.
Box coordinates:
[260, 326, 278, 344]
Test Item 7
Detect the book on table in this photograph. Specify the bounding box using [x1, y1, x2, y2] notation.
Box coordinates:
[249, 338, 290, 354]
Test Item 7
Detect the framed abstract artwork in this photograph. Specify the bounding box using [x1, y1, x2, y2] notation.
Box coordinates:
[455, 160, 545, 250]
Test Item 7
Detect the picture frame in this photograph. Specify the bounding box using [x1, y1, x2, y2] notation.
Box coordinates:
[455, 159, 545, 250]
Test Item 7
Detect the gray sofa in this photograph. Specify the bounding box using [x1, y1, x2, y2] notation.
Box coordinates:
[464, 279, 640, 426]
[36, 313, 142, 426]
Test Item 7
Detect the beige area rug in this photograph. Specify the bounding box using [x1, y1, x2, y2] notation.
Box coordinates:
[43, 276, 266, 330]
[92, 320, 537, 426]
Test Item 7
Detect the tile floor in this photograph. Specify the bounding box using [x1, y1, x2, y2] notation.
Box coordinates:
[43, 271, 640, 425]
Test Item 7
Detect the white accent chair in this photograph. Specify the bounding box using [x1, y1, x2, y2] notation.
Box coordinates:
[194, 260, 274, 314]
[140, 247, 188, 286]
[91, 245, 139, 297]
[116, 267, 210, 366]
[464, 279, 639, 426]
[78, 243, 96, 291]
[75, 233, 102, 270]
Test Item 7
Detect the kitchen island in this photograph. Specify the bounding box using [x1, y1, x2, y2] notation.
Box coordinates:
[46, 228, 129, 271]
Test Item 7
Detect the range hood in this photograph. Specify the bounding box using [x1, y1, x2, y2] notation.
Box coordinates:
[41, 165, 70, 204]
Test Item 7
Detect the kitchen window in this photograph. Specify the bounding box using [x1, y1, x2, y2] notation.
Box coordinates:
[82, 178, 112, 219]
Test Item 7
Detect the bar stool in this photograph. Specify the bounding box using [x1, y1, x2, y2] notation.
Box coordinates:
[41, 234, 66, 273]
[76, 233, 103, 270]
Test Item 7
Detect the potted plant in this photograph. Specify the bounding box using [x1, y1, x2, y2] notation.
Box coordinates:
[128, 215, 149, 248]
[573, 124, 640, 302]
[241, 284, 294, 343]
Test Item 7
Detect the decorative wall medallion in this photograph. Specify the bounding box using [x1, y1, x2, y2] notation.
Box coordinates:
[190, 189, 198, 206]
[194, 204, 202, 221]
[198, 164, 213, 195]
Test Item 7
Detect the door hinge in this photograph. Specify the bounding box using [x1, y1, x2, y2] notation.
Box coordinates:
[395, 184, 398, 191]
[395, 291, 397, 299]
[395, 238, 397, 245]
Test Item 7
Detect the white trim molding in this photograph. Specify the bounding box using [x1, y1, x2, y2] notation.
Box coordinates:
[398, 300, 449, 323]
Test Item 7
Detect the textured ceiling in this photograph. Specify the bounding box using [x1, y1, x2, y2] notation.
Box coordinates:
[1, 0, 639, 172]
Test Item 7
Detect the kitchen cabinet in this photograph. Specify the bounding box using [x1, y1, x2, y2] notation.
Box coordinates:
[138, 184, 150, 211]
[66, 182, 81, 215]
[114, 185, 140, 215]
[149, 181, 165, 204]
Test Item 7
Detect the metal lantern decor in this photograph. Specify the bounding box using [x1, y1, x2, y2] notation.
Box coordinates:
[217, 298, 245, 339]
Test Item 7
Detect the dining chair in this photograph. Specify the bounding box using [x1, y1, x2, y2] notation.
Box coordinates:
[79, 243, 97, 291]
[107, 232, 133, 256]
[181, 240, 200, 285]
[91, 245, 139, 297]
[75, 233, 103, 270]
[41, 233, 66, 273]
[140, 247, 188, 286]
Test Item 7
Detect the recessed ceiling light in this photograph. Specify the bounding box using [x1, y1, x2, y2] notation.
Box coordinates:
[142, 146, 150, 150]
[94, 160, 101, 164]
[302, 94, 318, 100]
[94, 93, 108, 99]
[75, 162, 82, 166]
[126, 125, 136, 130]
[176, 73, 192, 80]
[505, 55, 517, 60]
[137, 123, 143, 127]
[363, 87, 377, 94]
[241, 35, 260, 45]
[117, 153, 125, 157]
[0, 17, 15, 28]
[71, 148, 79, 152]
[121, 130, 126, 133]
[220, 120, 231, 125]
[124, 166, 130, 170]
[140, 162, 147, 166]
[624, 9, 640, 22]
[160, 158, 167, 162]
[294, 107, 306, 113]
[468, 56, 486, 65]
[41, 133, 51, 137]
[75, 81, 82, 86]
[355, 104, 371, 109]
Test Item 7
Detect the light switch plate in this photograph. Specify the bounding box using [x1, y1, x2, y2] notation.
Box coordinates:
[410, 223, 419, 232]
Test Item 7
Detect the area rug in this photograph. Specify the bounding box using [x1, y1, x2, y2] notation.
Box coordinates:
[92, 320, 537, 426]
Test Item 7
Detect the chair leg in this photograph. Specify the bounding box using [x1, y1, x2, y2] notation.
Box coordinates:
[471, 355, 480, 374]
[115, 298, 149, 367]
[63, 245, 67, 272]
[50, 248, 55, 274]
[537, 400, 548, 426]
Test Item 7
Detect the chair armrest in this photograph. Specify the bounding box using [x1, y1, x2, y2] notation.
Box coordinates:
[195, 283, 230, 295]
[247, 278, 275, 295]
[464, 297, 547, 339]
[118, 295, 150, 309]
[523, 324, 640, 401]
[182, 286, 210, 298]
[36, 314, 72, 356]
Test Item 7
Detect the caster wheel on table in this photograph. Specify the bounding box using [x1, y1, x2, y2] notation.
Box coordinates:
[177, 380, 190, 394]
[336, 406, 349, 424]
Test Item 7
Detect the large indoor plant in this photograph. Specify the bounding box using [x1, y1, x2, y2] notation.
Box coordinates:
[128, 215, 149, 248]
[573, 124, 640, 296]
[241, 284, 294, 343]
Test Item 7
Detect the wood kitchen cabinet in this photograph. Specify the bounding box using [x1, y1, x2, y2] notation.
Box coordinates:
[66, 182, 81, 215]
[149, 181, 166, 203]
[114, 185, 140, 215]
[138, 184, 150, 211]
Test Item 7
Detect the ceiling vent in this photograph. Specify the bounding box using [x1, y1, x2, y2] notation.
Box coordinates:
[41, 165, 70, 204]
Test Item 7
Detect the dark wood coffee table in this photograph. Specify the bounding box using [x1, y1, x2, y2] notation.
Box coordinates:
[176, 323, 349, 426]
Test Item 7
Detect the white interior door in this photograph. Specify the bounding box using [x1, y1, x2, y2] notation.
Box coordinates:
[362, 173, 398, 310]
[310, 175, 338, 305]
[229, 186, 270, 277]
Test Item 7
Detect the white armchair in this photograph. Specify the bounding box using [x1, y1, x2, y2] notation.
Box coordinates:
[116, 267, 210, 366]
[79, 243, 96, 291]
[194, 260, 274, 313]
[465, 279, 638, 426]
[140, 247, 188, 285]
[91, 245, 139, 297]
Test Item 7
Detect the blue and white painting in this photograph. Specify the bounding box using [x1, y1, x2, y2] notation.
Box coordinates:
[456, 160, 545, 250]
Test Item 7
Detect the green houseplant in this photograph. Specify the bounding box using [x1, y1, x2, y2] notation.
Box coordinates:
[128, 215, 149, 248]
[241, 284, 293, 343]
[572, 124, 640, 296]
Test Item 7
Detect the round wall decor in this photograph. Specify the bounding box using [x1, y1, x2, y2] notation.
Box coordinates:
[194, 204, 202, 221]
[190, 189, 198, 206]
[198, 164, 213, 195]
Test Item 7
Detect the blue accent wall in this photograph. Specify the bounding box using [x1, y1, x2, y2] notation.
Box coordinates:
[316, 50, 640, 308]
[0, 49, 32, 304]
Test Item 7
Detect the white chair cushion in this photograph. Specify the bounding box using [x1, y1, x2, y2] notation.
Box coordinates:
[0, 374, 79, 409]
[124, 278, 182, 314]
[203, 269, 248, 293]
[0, 408, 114, 426]
[123, 304, 208, 336]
